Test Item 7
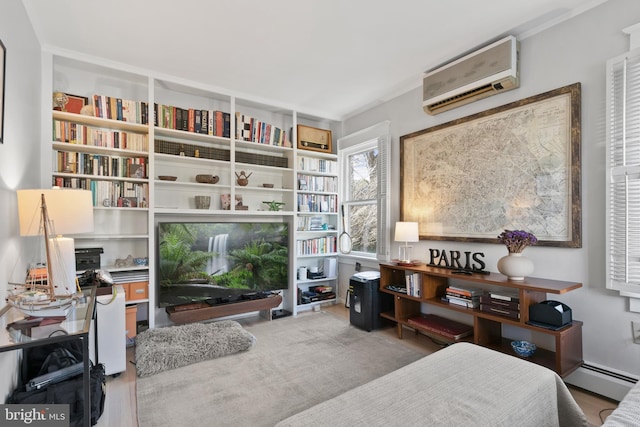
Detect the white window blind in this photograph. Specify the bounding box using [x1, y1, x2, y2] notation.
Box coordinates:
[606, 47, 640, 297]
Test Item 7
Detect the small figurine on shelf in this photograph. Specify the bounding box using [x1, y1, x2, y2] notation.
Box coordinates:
[52, 92, 69, 111]
[235, 171, 252, 186]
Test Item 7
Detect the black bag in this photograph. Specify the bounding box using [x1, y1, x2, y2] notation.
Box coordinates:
[23, 340, 83, 381]
[9, 344, 106, 427]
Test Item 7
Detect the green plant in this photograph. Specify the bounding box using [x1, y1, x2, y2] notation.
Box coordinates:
[158, 224, 212, 285]
[227, 239, 288, 289]
[262, 200, 285, 211]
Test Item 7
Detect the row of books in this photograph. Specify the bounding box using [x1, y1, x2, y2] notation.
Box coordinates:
[156, 105, 231, 137]
[297, 174, 338, 193]
[53, 120, 149, 151]
[92, 95, 150, 124]
[296, 236, 337, 256]
[54, 151, 147, 179]
[405, 272, 421, 297]
[297, 215, 327, 231]
[297, 194, 338, 213]
[53, 177, 148, 208]
[441, 286, 521, 319]
[297, 157, 337, 174]
[235, 113, 290, 147]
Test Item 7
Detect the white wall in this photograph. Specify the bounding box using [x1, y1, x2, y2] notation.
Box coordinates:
[0, 1, 42, 401]
[341, 0, 640, 393]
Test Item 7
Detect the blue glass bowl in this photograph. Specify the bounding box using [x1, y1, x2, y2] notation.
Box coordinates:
[511, 340, 536, 357]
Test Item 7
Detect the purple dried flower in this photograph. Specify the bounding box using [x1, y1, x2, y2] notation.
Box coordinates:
[497, 229, 537, 253]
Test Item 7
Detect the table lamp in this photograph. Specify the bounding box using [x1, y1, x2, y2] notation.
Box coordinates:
[17, 188, 94, 295]
[394, 222, 419, 263]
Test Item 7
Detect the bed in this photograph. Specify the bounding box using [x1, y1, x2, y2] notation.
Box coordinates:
[602, 379, 640, 426]
[276, 342, 586, 427]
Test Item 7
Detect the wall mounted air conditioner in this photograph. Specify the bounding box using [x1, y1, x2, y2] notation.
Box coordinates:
[423, 35, 519, 115]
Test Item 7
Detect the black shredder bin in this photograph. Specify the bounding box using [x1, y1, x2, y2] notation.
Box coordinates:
[349, 271, 393, 331]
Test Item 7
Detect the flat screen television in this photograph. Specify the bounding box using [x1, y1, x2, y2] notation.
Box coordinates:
[157, 222, 289, 307]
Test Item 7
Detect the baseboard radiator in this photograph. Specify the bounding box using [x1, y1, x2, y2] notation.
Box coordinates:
[565, 362, 638, 401]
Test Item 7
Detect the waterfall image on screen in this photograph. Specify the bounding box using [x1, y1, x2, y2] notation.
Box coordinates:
[207, 234, 229, 275]
[157, 222, 288, 307]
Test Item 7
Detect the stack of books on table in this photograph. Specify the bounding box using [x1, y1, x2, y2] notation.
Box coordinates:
[442, 285, 484, 308]
[479, 290, 520, 319]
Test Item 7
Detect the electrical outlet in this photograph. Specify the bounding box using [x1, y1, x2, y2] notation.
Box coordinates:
[633, 321, 640, 344]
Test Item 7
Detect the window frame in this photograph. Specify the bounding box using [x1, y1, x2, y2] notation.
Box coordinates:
[338, 121, 391, 261]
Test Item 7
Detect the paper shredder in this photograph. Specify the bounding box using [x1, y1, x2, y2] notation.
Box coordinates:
[349, 271, 393, 331]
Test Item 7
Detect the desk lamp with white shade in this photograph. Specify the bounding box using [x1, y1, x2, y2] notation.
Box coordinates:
[394, 221, 419, 265]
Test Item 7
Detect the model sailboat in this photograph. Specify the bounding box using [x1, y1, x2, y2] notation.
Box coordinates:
[7, 189, 94, 317]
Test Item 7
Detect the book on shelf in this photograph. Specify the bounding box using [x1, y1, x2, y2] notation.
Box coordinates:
[308, 216, 324, 231]
[445, 285, 485, 297]
[309, 285, 333, 294]
[407, 314, 473, 340]
[442, 295, 479, 308]
[489, 290, 520, 302]
[479, 304, 520, 319]
[479, 295, 520, 310]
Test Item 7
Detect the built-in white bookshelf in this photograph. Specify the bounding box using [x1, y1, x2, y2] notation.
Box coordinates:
[43, 49, 340, 325]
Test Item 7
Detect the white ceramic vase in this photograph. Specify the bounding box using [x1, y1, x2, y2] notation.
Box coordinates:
[497, 252, 534, 281]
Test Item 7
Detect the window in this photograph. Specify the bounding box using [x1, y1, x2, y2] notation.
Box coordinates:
[606, 47, 640, 297]
[339, 121, 390, 259]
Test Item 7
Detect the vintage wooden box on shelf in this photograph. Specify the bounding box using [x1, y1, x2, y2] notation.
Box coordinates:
[121, 281, 149, 302]
[378, 262, 583, 377]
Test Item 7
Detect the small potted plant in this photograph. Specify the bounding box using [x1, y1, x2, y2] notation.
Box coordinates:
[262, 201, 285, 211]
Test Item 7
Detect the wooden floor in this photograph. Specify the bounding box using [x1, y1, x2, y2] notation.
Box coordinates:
[97, 304, 619, 427]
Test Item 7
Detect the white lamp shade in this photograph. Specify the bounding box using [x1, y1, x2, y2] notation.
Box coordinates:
[394, 222, 419, 242]
[17, 188, 94, 236]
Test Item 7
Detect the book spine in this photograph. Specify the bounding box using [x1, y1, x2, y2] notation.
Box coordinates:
[188, 109, 195, 132]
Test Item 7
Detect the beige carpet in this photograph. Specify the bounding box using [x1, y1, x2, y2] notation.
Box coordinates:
[136, 311, 429, 427]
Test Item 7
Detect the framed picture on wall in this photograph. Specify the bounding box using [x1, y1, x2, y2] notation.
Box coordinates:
[400, 83, 582, 248]
[0, 38, 5, 144]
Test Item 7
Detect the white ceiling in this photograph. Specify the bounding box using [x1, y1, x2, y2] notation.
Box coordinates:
[22, 0, 607, 120]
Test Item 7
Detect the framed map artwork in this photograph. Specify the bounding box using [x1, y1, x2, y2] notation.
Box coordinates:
[400, 83, 581, 248]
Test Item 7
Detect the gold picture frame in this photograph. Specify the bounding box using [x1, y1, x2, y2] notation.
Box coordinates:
[297, 124, 332, 153]
[400, 83, 582, 248]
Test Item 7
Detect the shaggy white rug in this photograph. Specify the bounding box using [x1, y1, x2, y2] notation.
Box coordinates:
[135, 320, 256, 377]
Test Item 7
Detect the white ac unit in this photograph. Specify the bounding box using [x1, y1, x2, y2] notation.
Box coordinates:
[423, 35, 520, 115]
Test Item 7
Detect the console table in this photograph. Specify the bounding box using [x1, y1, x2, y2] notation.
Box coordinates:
[379, 263, 583, 377]
[166, 293, 283, 324]
[0, 287, 96, 426]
